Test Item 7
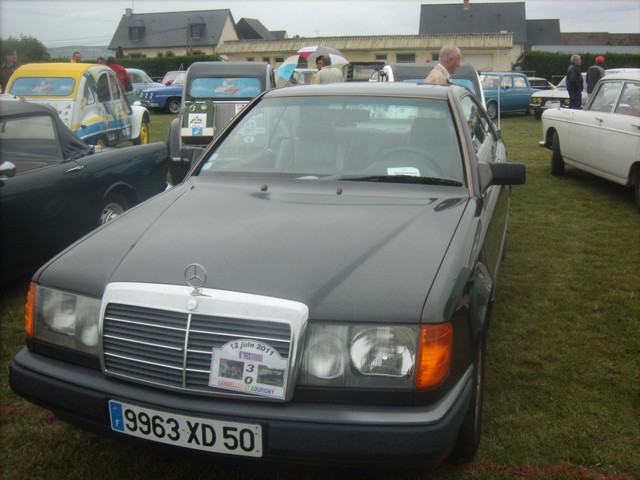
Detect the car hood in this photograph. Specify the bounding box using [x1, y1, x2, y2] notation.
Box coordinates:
[142, 85, 183, 95]
[532, 88, 568, 99]
[37, 177, 470, 322]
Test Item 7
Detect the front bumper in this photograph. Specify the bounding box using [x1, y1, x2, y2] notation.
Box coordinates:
[10, 348, 472, 468]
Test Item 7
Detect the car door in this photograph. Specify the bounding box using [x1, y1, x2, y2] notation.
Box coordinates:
[569, 79, 627, 176]
[498, 75, 515, 111]
[511, 75, 534, 112]
[459, 93, 509, 278]
[0, 112, 90, 276]
[95, 70, 132, 145]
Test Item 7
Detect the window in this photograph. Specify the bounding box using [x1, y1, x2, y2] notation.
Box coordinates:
[396, 54, 416, 63]
[0, 114, 63, 168]
[129, 27, 144, 41]
[189, 77, 262, 100]
[513, 76, 527, 88]
[190, 24, 202, 39]
[500, 76, 513, 89]
[375, 54, 387, 61]
[9, 77, 75, 97]
[460, 95, 495, 162]
[97, 73, 111, 102]
[614, 81, 640, 117]
[590, 81, 623, 113]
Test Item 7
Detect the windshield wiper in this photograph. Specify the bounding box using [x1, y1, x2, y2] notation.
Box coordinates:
[322, 174, 463, 187]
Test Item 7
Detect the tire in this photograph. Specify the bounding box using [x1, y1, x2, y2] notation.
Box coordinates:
[634, 179, 640, 212]
[550, 132, 565, 176]
[486, 102, 498, 120]
[96, 136, 108, 147]
[133, 120, 150, 145]
[534, 109, 542, 120]
[447, 329, 487, 463]
[98, 193, 129, 226]
[166, 98, 181, 115]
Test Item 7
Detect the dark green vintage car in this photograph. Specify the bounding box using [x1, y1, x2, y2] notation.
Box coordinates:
[0, 99, 169, 283]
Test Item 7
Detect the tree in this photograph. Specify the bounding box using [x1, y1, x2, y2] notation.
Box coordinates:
[0, 35, 49, 63]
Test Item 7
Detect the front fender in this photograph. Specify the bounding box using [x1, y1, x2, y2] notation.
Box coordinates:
[129, 105, 150, 139]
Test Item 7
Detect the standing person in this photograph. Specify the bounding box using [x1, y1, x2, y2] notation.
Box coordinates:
[96, 56, 106, 65]
[425, 46, 462, 85]
[566, 54, 583, 109]
[0, 47, 19, 93]
[309, 55, 324, 84]
[70, 51, 82, 63]
[106, 56, 133, 95]
[586, 55, 605, 96]
[315, 55, 344, 84]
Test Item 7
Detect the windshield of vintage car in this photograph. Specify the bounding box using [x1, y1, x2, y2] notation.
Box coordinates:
[9, 77, 75, 96]
[189, 77, 262, 100]
[198, 96, 465, 185]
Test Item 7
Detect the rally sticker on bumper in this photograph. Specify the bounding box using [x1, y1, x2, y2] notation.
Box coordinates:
[209, 340, 287, 399]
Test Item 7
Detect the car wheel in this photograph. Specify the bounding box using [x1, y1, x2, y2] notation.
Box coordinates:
[534, 109, 542, 120]
[447, 328, 486, 463]
[96, 136, 108, 147]
[551, 132, 565, 176]
[166, 98, 181, 115]
[98, 193, 129, 226]
[486, 102, 498, 120]
[133, 120, 150, 145]
[634, 178, 640, 212]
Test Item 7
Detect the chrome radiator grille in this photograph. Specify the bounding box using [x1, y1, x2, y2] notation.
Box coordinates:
[102, 302, 293, 395]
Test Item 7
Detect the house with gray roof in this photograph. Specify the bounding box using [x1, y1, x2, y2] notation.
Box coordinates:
[108, 8, 240, 58]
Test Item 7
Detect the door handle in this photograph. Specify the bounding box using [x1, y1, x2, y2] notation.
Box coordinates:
[64, 165, 84, 174]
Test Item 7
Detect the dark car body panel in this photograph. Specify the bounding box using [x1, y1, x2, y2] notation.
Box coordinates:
[10, 83, 524, 468]
[0, 100, 169, 283]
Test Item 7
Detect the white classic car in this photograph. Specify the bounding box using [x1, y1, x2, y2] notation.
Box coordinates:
[540, 71, 640, 211]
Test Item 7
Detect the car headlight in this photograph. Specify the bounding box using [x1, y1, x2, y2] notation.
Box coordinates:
[26, 283, 101, 356]
[299, 323, 452, 389]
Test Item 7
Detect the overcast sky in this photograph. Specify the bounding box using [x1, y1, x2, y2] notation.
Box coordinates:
[1, 0, 638, 47]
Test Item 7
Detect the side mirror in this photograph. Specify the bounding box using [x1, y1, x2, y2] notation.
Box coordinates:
[169, 147, 205, 185]
[478, 162, 526, 191]
[0, 161, 17, 186]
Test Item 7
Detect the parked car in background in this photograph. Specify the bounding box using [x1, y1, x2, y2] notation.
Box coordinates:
[139, 72, 186, 114]
[479, 71, 542, 119]
[528, 76, 555, 90]
[291, 68, 317, 84]
[0, 99, 169, 283]
[369, 63, 486, 106]
[161, 70, 185, 86]
[530, 73, 588, 119]
[7, 63, 151, 146]
[168, 61, 276, 184]
[9, 82, 525, 469]
[126, 67, 162, 102]
[540, 71, 640, 210]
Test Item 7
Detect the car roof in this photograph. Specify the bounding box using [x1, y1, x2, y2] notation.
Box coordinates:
[263, 81, 456, 100]
[187, 61, 272, 78]
[601, 71, 640, 81]
[0, 97, 58, 116]
[10, 62, 104, 77]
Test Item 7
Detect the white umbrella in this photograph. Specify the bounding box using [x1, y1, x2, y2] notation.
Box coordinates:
[297, 46, 349, 67]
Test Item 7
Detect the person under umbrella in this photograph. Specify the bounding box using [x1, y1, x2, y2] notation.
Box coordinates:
[315, 55, 344, 84]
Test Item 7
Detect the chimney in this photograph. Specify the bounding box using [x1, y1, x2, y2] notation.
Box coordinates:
[125, 8, 133, 16]
[464, 0, 470, 10]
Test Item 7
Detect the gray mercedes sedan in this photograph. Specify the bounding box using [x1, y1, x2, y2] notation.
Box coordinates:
[10, 83, 525, 470]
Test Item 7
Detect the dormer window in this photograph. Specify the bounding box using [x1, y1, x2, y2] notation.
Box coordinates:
[189, 17, 205, 40]
[129, 21, 145, 42]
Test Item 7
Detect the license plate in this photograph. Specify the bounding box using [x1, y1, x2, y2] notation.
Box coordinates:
[109, 400, 262, 457]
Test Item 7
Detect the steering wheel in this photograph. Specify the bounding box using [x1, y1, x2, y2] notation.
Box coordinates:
[376, 147, 445, 176]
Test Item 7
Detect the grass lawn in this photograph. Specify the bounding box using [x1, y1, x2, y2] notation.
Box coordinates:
[1, 113, 638, 480]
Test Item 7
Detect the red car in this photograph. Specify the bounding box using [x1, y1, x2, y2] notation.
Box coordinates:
[161, 70, 184, 86]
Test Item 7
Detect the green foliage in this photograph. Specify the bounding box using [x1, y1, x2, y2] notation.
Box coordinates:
[117, 54, 221, 79]
[0, 35, 49, 63]
[115, 46, 124, 59]
[520, 50, 640, 80]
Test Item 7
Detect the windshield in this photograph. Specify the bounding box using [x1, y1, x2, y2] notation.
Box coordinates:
[9, 77, 75, 96]
[197, 95, 465, 186]
[189, 77, 262, 100]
